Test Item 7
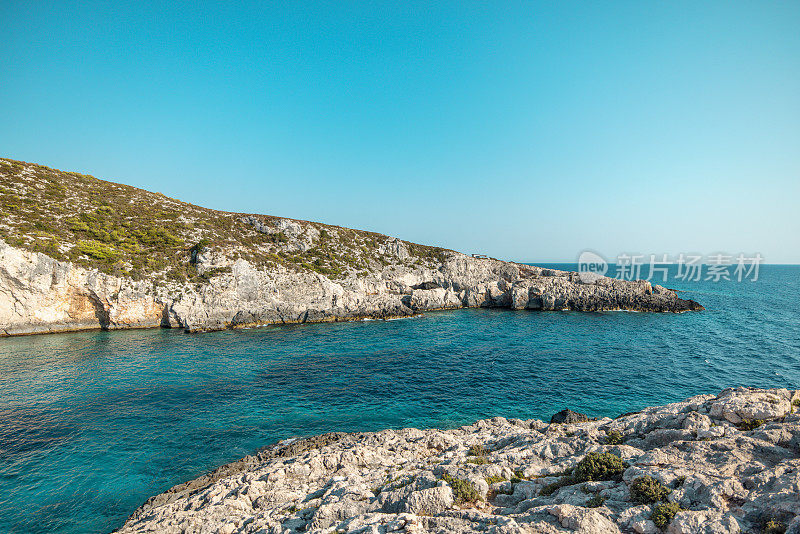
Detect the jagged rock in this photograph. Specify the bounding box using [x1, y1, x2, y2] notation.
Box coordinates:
[549, 504, 622, 533]
[116, 388, 799, 534]
[708, 387, 793, 424]
[551, 409, 590, 424]
[666, 510, 741, 534]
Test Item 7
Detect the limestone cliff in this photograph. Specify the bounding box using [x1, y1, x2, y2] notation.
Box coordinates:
[0, 158, 702, 336]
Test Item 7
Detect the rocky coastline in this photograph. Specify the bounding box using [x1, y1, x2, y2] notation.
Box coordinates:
[116, 387, 800, 533]
[0, 238, 702, 337]
[0, 158, 703, 337]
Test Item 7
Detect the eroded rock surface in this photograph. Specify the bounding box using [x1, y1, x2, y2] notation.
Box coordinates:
[117, 388, 800, 533]
[0, 238, 702, 336]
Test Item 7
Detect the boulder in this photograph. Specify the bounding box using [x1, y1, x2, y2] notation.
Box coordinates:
[551, 409, 590, 424]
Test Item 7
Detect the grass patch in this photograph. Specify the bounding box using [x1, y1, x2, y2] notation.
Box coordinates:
[467, 444, 488, 457]
[75, 240, 118, 261]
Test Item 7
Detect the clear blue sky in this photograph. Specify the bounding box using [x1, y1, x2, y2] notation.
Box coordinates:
[2, 1, 799, 262]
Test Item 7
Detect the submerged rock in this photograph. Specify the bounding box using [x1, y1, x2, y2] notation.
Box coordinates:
[116, 387, 800, 533]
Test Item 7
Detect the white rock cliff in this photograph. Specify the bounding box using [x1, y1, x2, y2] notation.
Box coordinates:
[0, 238, 702, 336]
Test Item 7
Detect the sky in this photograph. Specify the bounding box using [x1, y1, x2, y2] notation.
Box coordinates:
[1, 1, 799, 263]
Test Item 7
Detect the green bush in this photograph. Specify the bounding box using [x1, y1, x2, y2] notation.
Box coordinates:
[468, 445, 488, 457]
[572, 452, 629, 482]
[441, 473, 481, 505]
[485, 475, 505, 485]
[606, 430, 624, 445]
[586, 494, 606, 508]
[75, 240, 117, 261]
[539, 453, 628, 497]
[764, 519, 786, 534]
[650, 502, 682, 529]
[191, 238, 210, 255]
[737, 419, 764, 431]
[630, 475, 670, 504]
[267, 232, 288, 243]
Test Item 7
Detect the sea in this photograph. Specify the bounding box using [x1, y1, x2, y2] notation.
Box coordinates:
[1, 264, 798, 533]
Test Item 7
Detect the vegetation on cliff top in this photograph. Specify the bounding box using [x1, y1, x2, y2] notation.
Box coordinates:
[0, 157, 451, 283]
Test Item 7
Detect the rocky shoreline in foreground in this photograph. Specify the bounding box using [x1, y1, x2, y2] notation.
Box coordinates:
[117, 388, 799, 534]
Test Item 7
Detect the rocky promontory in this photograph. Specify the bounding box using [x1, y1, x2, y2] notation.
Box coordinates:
[0, 158, 702, 336]
[117, 388, 800, 533]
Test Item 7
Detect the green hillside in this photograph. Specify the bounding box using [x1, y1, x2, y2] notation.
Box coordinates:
[0, 158, 449, 284]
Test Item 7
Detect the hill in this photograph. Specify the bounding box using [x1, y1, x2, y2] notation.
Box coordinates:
[0, 157, 448, 285]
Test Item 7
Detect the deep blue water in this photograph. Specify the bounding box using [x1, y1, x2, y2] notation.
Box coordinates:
[1, 264, 798, 533]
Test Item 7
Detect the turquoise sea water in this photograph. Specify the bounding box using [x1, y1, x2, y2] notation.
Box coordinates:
[1, 264, 799, 533]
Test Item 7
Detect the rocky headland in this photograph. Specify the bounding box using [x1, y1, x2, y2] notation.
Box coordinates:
[0, 158, 702, 336]
[117, 388, 800, 534]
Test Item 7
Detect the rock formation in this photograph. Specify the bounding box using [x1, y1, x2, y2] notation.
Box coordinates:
[116, 388, 800, 533]
[0, 157, 703, 336]
[0, 238, 703, 336]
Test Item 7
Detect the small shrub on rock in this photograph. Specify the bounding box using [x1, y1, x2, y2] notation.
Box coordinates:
[467, 445, 487, 457]
[630, 475, 670, 504]
[605, 430, 624, 445]
[539, 453, 628, 497]
[651, 502, 682, 529]
[540, 478, 569, 496]
[441, 473, 480, 505]
[764, 519, 786, 534]
[737, 419, 765, 431]
[586, 494, 606, 508]
[572, 452, 629, 482]
[466, 456, 488, 465]
[485, 475, 505, 485]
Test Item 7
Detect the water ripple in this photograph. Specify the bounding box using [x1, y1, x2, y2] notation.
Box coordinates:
[0, 266, 798, 533]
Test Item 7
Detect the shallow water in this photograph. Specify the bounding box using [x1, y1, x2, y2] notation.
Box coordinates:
[1, 264, 798, 533]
